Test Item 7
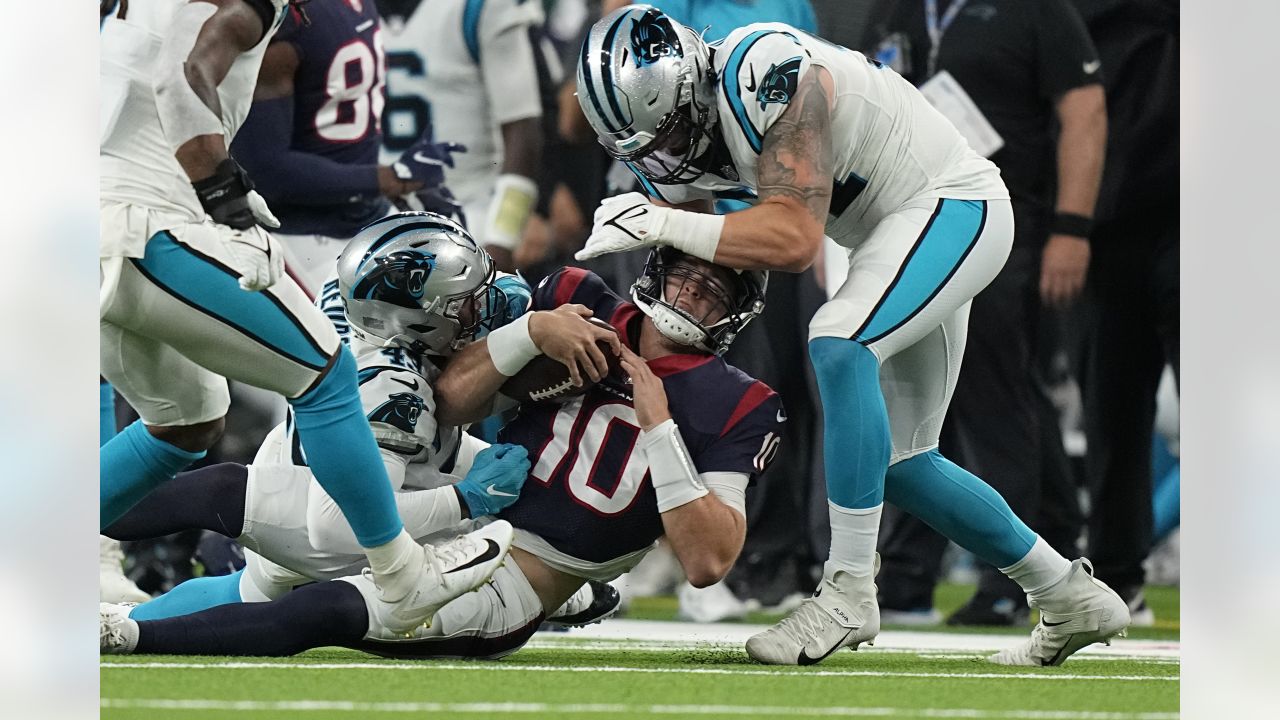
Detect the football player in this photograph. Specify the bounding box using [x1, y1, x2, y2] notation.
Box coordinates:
[101, 251, 785, 659]
[571, 6, 1130, 666]
[377, 0, 557, 271]
[99, 0, 508, 635]
[231, 0, 466, 295]
[102, 213, 609, 621]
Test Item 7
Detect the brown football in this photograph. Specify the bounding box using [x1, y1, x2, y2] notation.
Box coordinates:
[499, 317, 625, 403]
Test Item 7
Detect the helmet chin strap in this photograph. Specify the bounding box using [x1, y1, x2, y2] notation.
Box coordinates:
[633, 291, 712, 353]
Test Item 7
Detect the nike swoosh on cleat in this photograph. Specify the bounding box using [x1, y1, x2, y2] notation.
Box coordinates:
[390, 377, 419, 391]
[797, 628, 853, 666]
[413, 152, 446, 165]
[1042, 618, 1071, 627]
[443, 539, 501, 574]
[486, 486, 516, 497]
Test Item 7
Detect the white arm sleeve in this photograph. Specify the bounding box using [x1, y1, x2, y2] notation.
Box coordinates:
[153, 2, 228, 152]
[304, 449, 408, 554]
[701, 471, 750, 520]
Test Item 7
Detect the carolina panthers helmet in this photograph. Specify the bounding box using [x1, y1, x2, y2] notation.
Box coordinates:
[336, 212, 502, 356]
[577, 5, 718, 184]
[632, 247, 767, 356]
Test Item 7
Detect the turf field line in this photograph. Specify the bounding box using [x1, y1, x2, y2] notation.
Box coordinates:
[101, 661, 1177, 682]
[522, 640, 1180, 663]
[99, 698, 1179, 718]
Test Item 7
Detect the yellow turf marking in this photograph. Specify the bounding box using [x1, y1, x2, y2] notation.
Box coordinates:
[99, 698, 1179, 718]
[101, 661, 1177, 682]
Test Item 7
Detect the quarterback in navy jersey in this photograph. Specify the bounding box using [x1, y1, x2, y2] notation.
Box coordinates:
[102, 250, 784, 660]
[496, 264, 784, 573]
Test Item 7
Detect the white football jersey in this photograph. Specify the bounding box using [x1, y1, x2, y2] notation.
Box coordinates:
[100, 0, 289, 248]
[631, 24, 1008, 249]
[290, 277, 468, 492]
[378, 0, 546, 223]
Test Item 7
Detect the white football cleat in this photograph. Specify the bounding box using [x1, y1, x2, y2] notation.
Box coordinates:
[100, 536, 150, 604]
[375, 520, 514, 634]
[746, 560, 880, 666]
[989, 558, 1131, 666]
[100, 602, 139, 655]
[676, 580, 749, 623]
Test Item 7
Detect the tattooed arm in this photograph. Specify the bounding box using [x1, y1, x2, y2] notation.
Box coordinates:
[715, 65, 836, 272]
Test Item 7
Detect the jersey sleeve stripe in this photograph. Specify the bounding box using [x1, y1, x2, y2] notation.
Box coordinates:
[720, 30, 777, 154]
[552, 267, 589, 308]
[463, 0, 486, 64]
[719, 381, 775, 437]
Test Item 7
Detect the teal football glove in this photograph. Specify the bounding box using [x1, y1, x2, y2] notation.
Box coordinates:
[455, 443, 530, 518]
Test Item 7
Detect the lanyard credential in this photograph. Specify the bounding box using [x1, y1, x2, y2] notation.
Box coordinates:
[924, 0, 967, 77]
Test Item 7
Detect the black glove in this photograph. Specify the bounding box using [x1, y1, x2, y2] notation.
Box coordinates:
[192, 158, 280, 230]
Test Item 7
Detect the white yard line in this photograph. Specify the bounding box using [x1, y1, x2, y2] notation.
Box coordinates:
[101, 660, 1176, 682]
[99, 698, 1179, 719]
[539, 621, 1180, 661]
[520, 639, 1180, 664]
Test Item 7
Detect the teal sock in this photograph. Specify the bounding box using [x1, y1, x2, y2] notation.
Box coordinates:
[885, 450, 1036, 568]
[100, 381, 117, 447]
[100, 420, 205, 529]
[290, 345, 402, 548]
[129, 569, 244, 621]
[809, 337, 890, 508]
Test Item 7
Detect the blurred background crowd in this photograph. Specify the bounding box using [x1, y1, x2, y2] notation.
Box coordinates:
[102, 0, 1179, 631]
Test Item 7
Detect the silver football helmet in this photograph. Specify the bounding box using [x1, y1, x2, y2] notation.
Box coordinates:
[576, 5, 718, 184]
[336, 212, 501, 356]
[632, 247, 768, 356]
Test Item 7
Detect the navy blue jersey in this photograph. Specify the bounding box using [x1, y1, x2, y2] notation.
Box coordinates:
[498, 268, 785, 565]
[234, 1, 390, 237]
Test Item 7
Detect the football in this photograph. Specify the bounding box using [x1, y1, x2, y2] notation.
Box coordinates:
[500, 317, 624, 403]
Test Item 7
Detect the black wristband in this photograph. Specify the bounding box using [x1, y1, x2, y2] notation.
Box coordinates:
[1051, 212, 1093, 239]
[192, 158, 256, 230]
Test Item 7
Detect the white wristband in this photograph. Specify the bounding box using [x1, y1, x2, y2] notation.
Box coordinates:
[640, 419, 709, 512]
[483, 174, 539, 250]
[486, 311, 540, 376]
[656, 207, 725, 263]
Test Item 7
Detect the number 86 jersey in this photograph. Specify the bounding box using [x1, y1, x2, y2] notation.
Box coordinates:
[497, 268, 786, 581]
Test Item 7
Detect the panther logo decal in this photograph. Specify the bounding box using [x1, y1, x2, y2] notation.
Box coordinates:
[350, 250, 436, 309]
[756, 56, 804, 111]
[367, 392, 426, 434]
[629, 10, 682, 67]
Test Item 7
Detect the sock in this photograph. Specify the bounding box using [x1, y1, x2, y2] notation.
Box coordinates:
[135, 580, 369, 656]
[105, 462, 247, 540]
[1000, 537, 1072, 598]
[100, 381, 117, 446]
[826, 502, 882, 577]
[884, 449, 1036, 568]
[290, 345, 402, 548]
[130, 569, 246, 621]
[809, 337, 890, 508]
[100, 420, 206, 528]
[363, 529, 420, 592]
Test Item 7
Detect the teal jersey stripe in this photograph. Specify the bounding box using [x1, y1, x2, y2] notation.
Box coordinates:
[134, 232, 330, 371]
[463, 0, 486, 64]
[856, 200, 988, 343]
[720, 30, 777, 154]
